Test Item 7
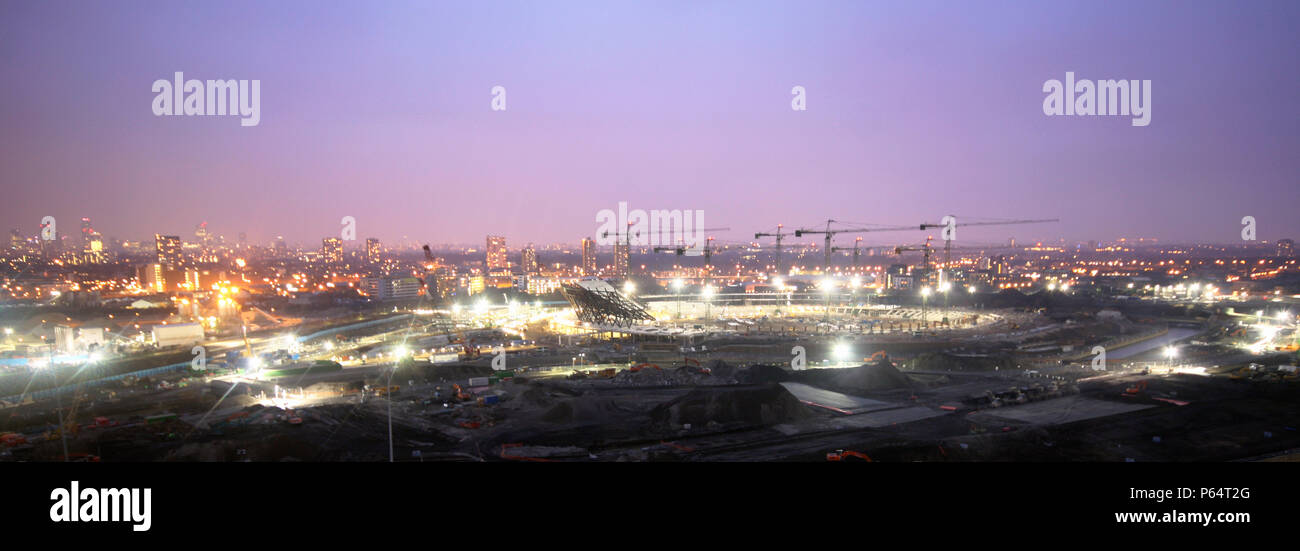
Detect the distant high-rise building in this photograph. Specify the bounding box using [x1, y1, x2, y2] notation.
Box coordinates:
[80, 217, 94, 246]
[84, 232, 104, 262]
[322, 237, 343, 264]
[365, 238, 382, 264]
[155, 234, 183, 266]
[194, 222, 208, 245]
[521, 243, 539, 273]
[137, 263, 187, 293]
[581, 237, 597, 275]
[486, 235, 507, 270]
[274, 236, 288, 256]
[614, 243, 629, 277]
[1279, 238, 1295, 257]
[361, 277, 423, 300]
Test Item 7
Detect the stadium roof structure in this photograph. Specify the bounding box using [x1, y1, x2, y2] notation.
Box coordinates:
[561, 278, 655, 327]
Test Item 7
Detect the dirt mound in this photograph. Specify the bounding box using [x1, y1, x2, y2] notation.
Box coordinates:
[650, 384, 812, 427]
[831, 363, 912, 391]
[703, 360, 737, 378]
[908, 352, 1014, 372]
[611, 366, 735, 387]
[518, 385, 558, 408]
[541, 397, 637, 424]
[426, 364, 494, 381]
[734, 364, 791, 384]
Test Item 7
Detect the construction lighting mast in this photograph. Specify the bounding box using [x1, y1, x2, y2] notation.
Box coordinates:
[754, 224, 789, 278]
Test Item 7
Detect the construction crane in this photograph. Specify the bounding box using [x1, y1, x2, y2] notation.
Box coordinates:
[887, 238, 938, 328]
[892, 238, 1020, 325]
[421, 244, 437, 298]
[794, 220, 917, 274]
[754, 224, 790, 277]
[917, 216, 1059, 285]
[604, 224, 729, 278]
[831, 237, 883, 272]
[891, 237, 935, 281]
[654, 236, 720, 288]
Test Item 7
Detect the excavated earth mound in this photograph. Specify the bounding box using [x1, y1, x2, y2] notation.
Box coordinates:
[650, 383, 813, 427]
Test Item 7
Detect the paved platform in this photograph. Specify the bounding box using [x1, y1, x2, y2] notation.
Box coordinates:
[780, 382, 895, 413]
[972, 396, 1154, 425]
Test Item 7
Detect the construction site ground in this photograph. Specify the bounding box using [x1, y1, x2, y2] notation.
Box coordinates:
[6, 352, 1299, 462]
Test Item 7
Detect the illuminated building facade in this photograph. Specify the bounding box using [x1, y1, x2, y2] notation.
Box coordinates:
[322, 237, 343, 264]
[581, 237, 596, 275]
[366, 238, 382, 264]
[155, 234, 183, 267]
[614, 243, 629, 277]
[486, 235, 507, 270]
[521, 243, 538, 273]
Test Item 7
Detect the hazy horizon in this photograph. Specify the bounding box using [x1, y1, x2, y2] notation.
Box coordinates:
[3, 0, 1297, 247]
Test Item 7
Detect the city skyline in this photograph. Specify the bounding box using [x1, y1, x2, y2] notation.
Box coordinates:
[2, 1, 1297, 246]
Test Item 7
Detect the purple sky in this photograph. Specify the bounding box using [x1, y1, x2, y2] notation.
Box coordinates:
[2, 0, 1297, 247]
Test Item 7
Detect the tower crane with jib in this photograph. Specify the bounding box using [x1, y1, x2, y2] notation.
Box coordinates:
[420, 244, 438, 299]
[653, 228, 730, 288]
[831, 237, 890, 273]
[793, 220, 918, 275]
[754, 224, 790, 278]
[916, 216, 1059, 287]
[891, 236, 935, 281]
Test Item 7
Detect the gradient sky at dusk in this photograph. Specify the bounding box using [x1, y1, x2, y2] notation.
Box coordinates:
[2, 0, 1297, 247]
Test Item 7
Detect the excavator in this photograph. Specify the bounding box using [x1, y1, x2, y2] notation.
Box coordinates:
[455, 332, 481, 361]
[827, 449, 873, 461]
[1123, 380, 1148, 396]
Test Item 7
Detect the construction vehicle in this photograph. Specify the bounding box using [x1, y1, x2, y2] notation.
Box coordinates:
[455, 332, 481, 361]
[451, 384, 471, 401]
[826, 449, 872, 461]
[1124, 380, 1148, 396]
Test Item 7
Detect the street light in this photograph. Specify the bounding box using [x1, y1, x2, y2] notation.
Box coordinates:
[702, 285, 715, 319]
[821, 279, 835, 323]
[938, 281, 952, 326]
[832, 342, 851, 365]
[1164, 346, 1177, 368]
[672, 278, 684, 320]
[386, 363, 397, 462]
[623, 281, 636, 296]
[920, 286, 932, 328]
